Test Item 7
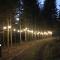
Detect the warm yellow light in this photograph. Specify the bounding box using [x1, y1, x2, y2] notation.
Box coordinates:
[8, 26, 11, 29]
[3, 26, 7, 30]
[30, 30, 33, 33]
[48, 31, 52, 35]
[23, 28, 28, 31]
[27, 30, 30, 32]
[20, 30, 23, 32]
[37, 32, 40, 35]
[40, 32, 44, 35]
[34, 31, 37, 35]
[13, 29, 16, 31]
[17, 30, 20, 32]
[44, 32, 48, 35]
[25, 28, 28, 30]
[0, 44, 1, 46]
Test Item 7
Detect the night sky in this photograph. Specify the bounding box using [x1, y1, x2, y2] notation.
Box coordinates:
[38, 0, 60, 11]
[37, 0, 45, 9]
[0, 0, 60, 16]
[0, 0, 60, 15]
[56, 0, 60, 10]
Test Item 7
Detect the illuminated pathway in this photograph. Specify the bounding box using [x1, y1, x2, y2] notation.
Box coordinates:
[12, 39, 53, 60]
[1, 38, 53, 60]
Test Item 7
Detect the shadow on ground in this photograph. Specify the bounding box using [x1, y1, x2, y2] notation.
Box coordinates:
[35, 39, 60, 60]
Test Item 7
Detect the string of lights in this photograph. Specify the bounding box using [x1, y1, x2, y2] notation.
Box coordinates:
[3, 26, 52, 36]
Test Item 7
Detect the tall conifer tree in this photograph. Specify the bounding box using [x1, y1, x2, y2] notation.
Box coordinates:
[44, 0, 57, 30]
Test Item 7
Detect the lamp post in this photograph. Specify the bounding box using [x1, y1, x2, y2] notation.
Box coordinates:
[3, 26, 7, 46]
[3, 25, 12, 47]
[30, 30, 33, 40]
[0, 44, 2, 57]
[10, 17, 12, 47]
[34, 31, 37, 40]
[13, 29, 16, 44]
[24, 28, 28, 41]
[20, 20, 21, 43]
[7, 25, 11, 47]
[37, 32, 40, 40]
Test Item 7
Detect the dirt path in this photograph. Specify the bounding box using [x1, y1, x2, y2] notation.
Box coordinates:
[12, 40, 50, 60]
[35, 44, 47, 60]
[0, 39, 52, 60]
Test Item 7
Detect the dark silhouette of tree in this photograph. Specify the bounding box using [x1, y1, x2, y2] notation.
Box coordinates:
[43, 0, 57, 30]
[23, 0, 41, 30]
[0, 0, 18, 15]
[0, 0, 18, 25]
[57, 10, 60, 30]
